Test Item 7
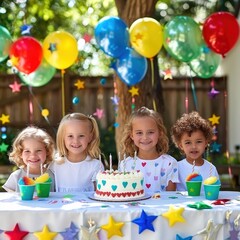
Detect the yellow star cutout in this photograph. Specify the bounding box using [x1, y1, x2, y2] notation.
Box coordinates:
[128, 86, 139, 97]
[101, 215, 124, 238]
[34, 225, 57, 240]
[208, 114, 220, 125]
[162, 205, 186, 227]
[74, 79, 85, 90]
[10, 55, 19, 67]
[0, 113, 10, 124]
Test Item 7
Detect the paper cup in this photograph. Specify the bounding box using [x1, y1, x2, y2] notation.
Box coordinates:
[19, 184, 35, 200]
[186, 181, 202, 196]
[36, 182, 51, 198]
[204, 184, 221, 200]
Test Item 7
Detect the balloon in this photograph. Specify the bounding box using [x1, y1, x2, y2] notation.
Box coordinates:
[112, 47, 147, 86]
[43, 31, 78, 69]
[202, 12, 239, 57]
[18, 59, 56, 87]
[94, 16, 129, 58]
[189, 44, 221, 78]
[0, 26, 12, 62]
[163, 16, 202, 62]
[9, 36, 43, 74]
[130, 17, 163, 58]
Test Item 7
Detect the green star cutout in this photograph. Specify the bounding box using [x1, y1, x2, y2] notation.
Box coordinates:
[187, 201, 212, 210]
[0, 142, 8, 152]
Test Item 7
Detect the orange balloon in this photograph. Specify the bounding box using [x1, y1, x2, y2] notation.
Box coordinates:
[130, 17, 163, 58]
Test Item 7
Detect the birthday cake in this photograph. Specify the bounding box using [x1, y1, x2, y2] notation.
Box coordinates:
[95, 170, 145, 200]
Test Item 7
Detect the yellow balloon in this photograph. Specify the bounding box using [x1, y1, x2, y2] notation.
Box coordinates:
[43, 31, 78, 69]
[130, 17, 163, 58]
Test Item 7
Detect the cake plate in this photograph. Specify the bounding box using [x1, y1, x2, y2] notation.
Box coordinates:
[88, 193, 151, 202]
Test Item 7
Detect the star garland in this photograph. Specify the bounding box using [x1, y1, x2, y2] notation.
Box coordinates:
[4, 223, 29, 240]
[101, 215, 124, 238]
[128, 86, 139, 112]
[162, 205, 186, 227]
[110, 80, 119, 128]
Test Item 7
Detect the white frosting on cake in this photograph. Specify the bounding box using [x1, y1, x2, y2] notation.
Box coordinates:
[95, 170, 144, 200]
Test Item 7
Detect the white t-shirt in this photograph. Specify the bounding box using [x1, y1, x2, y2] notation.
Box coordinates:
[119, 154, 179, 195]
[50, 155, 104, 192]
[176, 158, 219, 191]
[2, 168, 55, 192]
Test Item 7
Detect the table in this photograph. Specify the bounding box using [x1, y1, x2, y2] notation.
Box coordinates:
[0, 191, 240, 240]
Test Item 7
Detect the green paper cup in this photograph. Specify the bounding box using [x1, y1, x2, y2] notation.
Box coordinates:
[36, 182, 51, 198]
[19, 184, 35, 200]
[186, 181, 202, 196]
[204, 184, 221, 200]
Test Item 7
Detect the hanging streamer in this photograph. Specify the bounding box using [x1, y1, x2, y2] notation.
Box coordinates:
[190, 76, 198, 111]
[150, 58, 157, 111]
[28, 87, 34, 124]
[185, 78, 189, 113]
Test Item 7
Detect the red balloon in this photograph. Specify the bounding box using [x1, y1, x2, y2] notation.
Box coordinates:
[203, 12, 239, 57]
[9, 36, 43, 74]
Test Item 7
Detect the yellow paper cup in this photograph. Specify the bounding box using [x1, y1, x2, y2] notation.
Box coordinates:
[19, 184, 35, 200]
[186, 181, 202, 196]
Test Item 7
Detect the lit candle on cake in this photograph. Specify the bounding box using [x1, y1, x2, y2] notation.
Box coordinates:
[109, 154, 113, 172]
[123, 153, 126, 174]
[118, 152, 121, 171]
[99, 154, 102, 172]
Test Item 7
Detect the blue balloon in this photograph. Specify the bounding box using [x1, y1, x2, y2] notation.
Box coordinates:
[113, 47, 147, 86]
[94, 16, 129, 58]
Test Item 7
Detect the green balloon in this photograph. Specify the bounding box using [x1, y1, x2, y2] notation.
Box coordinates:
[19, 59, 56, 87]
[0, 25, 12, 62]
[163, 16, 202, 62]
[189, 44, 221, 78]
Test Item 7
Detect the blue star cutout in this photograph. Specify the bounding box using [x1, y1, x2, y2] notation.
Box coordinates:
[229, 222, 240, 240]
[48, 43, 57, 53]
[110, 95, 119, 105]
[60, 222, 79, 240]
[100, 78, 106, 85]
[132, 209, 157, 234]
[210, 142, 222, 153]
[113, 122, 119, 128]
[176, 234, 193, 240]
[20, 24, 32, 35]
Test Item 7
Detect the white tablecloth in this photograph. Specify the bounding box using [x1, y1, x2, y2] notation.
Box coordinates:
[0, 191, 240, 239]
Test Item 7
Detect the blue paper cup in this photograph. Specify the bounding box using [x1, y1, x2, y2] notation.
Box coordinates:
[204, 184, 221, 200]
[186, 181, 202, 196]
[19, 184, 35, 200]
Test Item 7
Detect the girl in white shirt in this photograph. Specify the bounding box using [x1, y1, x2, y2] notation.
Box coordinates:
[51, 113, 104, 192]
[119, 107, 179, 195]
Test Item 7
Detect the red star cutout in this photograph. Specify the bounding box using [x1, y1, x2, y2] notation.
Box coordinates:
[4, 223, 29, 240]
[211, 199, 230, 205]
[163, 69, 172, 80]
[9, 81, 22, 93]
[83, 33, 92, 43]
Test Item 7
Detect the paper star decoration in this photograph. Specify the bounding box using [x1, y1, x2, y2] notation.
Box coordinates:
[0, 114, 10, 124]
[132, 209, 157, 234]
[0, 142, 9, 152]
[9, 81, 22, 93]
[163, 69, 173, 80]
[196, 219, 222, 240]
[74, 79, 85, 90]
[187, 201, 212, 210]
[208, 114, 220, 125]
[34, 225, 57, 240]
[48, 43, 57, 53]
[110, 95, 119, 105]
[229, 221, 240, 240]
[83, 33, 92, 43]
[20, 24, 32, 35]
[60, 222, 79, 240]
[93, 108, 104, 119]
[10, 55, 19, 67]
[101, 215, 124, 238]
[212, 199, 230, 205]
[80, 218, 100, 240]
[176, 234, 193, 240]
[162, 205, 186, 227]
[128, 86, 139, 97]
[208, 87, 220, 98]
[4, 223, 29, 240]
[210, 142, 222, 153]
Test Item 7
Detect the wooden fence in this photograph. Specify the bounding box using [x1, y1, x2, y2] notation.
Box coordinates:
[0, 73, 227, 152]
